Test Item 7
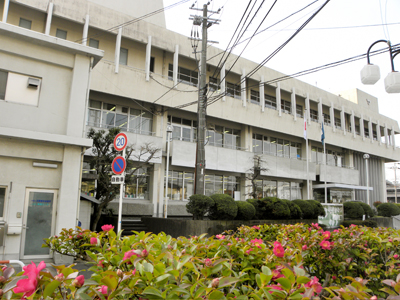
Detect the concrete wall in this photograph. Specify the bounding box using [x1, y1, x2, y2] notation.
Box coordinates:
[141, 217, 318, 238]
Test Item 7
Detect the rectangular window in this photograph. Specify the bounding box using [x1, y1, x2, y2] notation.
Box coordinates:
[125, 167, 149, 199]
[169, 116, 196, 142]
[250, 90, 260, 104]
[120, 48, 128, 65]
[89, 38, 99, 49]
[252, 134, 263, 153]
[278, 181, 290, 200]
[168, 64, 198, 86]
[364, 127, 370, 138]
[323, 113, 331, 126]
[265, 94, 277, 110]
[226, 82, 241, 99]
[19, 18, 32, 29]
[310, 109, 318, 122]
[56, 29, 67, 39]
[296, 104, 303, 118]
[281, 100, 291, 114]
[150, 57, 155, 73]
[209, 77, 220, 92]
[0, 188, 5, 218]
[207, 126, 240, 149]
[334, 117, 341, 129]
[0, 70, 8, 100]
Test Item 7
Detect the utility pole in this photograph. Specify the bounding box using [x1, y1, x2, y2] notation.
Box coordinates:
[190, 3, 219, 195]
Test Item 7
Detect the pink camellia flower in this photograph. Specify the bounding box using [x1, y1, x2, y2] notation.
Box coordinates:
[97, 260, 104, 268]
[302, 245, 308, 251]
[311, 223, 319, 229]
[72, 275, 85, 288]
[252, 226, 260, 230]
[319, 240, 333, 250]
[101, 224, 114, 232]
[245, 248, 253, 254]
[370, 296, 377, 300]
[211, 278, 220, 288]
[333, 229, 339, 233]
[394, 254, 399, 259]
[54, 273, 64, 281]
[204, 258, 213, 267]
[251, 238, 263, 249]
[90, 237, 98, 245]
[267, 284, 283, 294]
[99, 285, 108, 295]
[132, 269, 137, 276]
[273, 241, 285, 258]
[215, 234, 225, 240]
[272, 269, 284, 280]
[322, 231, 331, 240]
[332, 275, 337, 280]
[14, 261, 46, 298]
[141, 249, 149, 257]
[389, 238, 393, 242]
[350, 224, 357, 228]
[123, 250, 137, 263]
[305, 276, 322, 296]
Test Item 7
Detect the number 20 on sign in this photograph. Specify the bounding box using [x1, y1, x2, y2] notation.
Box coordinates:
[114, 133, 128, 151]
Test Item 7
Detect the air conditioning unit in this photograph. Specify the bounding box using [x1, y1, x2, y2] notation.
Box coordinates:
[27, 77, 40, 88]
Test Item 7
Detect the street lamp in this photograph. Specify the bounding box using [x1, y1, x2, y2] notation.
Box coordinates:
[363, 154, 370, 206]
[360, 39, 400, 93]
[164, 124, 173, 218]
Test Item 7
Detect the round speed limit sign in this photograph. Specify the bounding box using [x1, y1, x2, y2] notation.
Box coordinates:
[113, 133, 128, 151]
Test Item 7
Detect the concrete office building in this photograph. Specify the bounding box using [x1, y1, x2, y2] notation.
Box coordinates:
[1, 0, 400, 258]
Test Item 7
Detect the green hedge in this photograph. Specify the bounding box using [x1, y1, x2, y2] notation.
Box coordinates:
[246, 199, 262, 220]
[186, 194, 214, 220]
[281, 199, 302, 219]
[341, 219, 378, 228]
[356, 202, 375, 218]
[292, 199, 315, 219]
[308, 200, 326, 218]
[235, 201, 256, 220]
[343, 201, 365, 219]
[208, 194, 238, 220]
[258, 197, 290, 220]
[377, 202, 400, 217]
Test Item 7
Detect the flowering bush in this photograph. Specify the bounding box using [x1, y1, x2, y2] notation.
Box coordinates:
[1, 223, 399, 299]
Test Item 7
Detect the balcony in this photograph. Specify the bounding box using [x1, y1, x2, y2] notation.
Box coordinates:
[318, 164, 359, 185]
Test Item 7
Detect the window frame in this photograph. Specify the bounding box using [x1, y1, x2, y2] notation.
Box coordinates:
[19, 18, 32, 29]
[119, 48, 128, 66]
[56, 29, 67, 40]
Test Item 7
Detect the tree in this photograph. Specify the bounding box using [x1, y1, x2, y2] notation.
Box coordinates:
[245, 155, 268, 199]
[87, 127, 160, 231]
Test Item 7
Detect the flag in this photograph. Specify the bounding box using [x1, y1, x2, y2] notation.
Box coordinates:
[321, 122, 325, 145]
[303, 117, 307, 140]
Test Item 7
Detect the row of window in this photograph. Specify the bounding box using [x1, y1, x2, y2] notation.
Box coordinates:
[87, 100, 153, 135]
[252, 134, 302, 159]
[254, 180, 302, 200]
[311, 147, 345, 167]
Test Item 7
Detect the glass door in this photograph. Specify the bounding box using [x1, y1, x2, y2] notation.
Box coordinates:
[20, 189, 57, 259]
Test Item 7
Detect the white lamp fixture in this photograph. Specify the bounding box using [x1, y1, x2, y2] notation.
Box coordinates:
[384, 72, 400, 93]
[361, 39, 400, 93]
[360, 64, 380, 85]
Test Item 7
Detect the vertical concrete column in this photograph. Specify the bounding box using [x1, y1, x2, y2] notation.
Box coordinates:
[369, 118, 373, 142]
[380, 158, 388, 202]
[221, 64, 226, 101]
[173, 45, 179, 86]
[330, 102, 335, 132]
[392, 126, 396, 149]
[2, 0, 10, 23]
[305, 93, 310, 123]
[276, 82, 281, 116]
[384, 123, 389, 147]
[377, 121, 382, 145]
[82, 14, 90, 46]
[291, 88, 296, 121]
[145, 36, 152, 82]
[157, 110, 168, 217]
[114, 26, 122, 74]
[260, 76, 265, 112]
[241, 68, 246, 107]
[351, 110, 355, 138]
[318, 98, 323, 124]
[341, 106, 346, 135]
[360, 114, 365, 140]
[44, 2, 54, 35]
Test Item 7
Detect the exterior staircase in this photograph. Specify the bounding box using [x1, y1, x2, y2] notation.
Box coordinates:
[121, 219, 148, 236]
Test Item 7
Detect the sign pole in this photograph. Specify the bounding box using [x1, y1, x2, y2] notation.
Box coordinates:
[117, 147, 126, 233]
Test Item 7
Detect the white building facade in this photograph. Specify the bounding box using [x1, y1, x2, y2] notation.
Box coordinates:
[1, 0, 400, 258]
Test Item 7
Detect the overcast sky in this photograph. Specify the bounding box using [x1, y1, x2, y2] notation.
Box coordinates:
[163, 0, 400, 181]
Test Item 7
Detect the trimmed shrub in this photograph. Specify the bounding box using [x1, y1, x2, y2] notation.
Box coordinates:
[308, 200, 326, 218]
[343, 201, 365, 219]
[235, 201, 256, 220]
[356, 202, 375, 218]
[186, 194, 214, 220]
[373, 201, 382, 208]
[292, 199, 315, 219]
[208, 194, 238, 220]
[377, 202, 400, 217]
[258, 197, 290, 220]
[281, 199, 302, 219]
[246, 199, 262, 219]
[342, 219, 378, 228]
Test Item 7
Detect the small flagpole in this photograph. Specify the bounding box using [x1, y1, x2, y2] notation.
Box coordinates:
[322, 121, 327, 204]
[304, 110, 310, 199]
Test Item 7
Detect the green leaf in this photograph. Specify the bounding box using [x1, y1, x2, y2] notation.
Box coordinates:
[143, 262, 154, 274]
[275, 277, 292, 290]
[194, 286, 206, 298]
[281, 268, 295, 284]
[143, 286, 163, 299]
[208, 290, 225, 299]
[43, 280, 61, 299]
[211, 264, 223, 274]
[293, 266, 305, 277]
[100, 275, 118, 291]
[218, 277, 242, 288]
[155, 273, 171, 283]
[261, 266, 271, 275]
[259, 273, 272, 287]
